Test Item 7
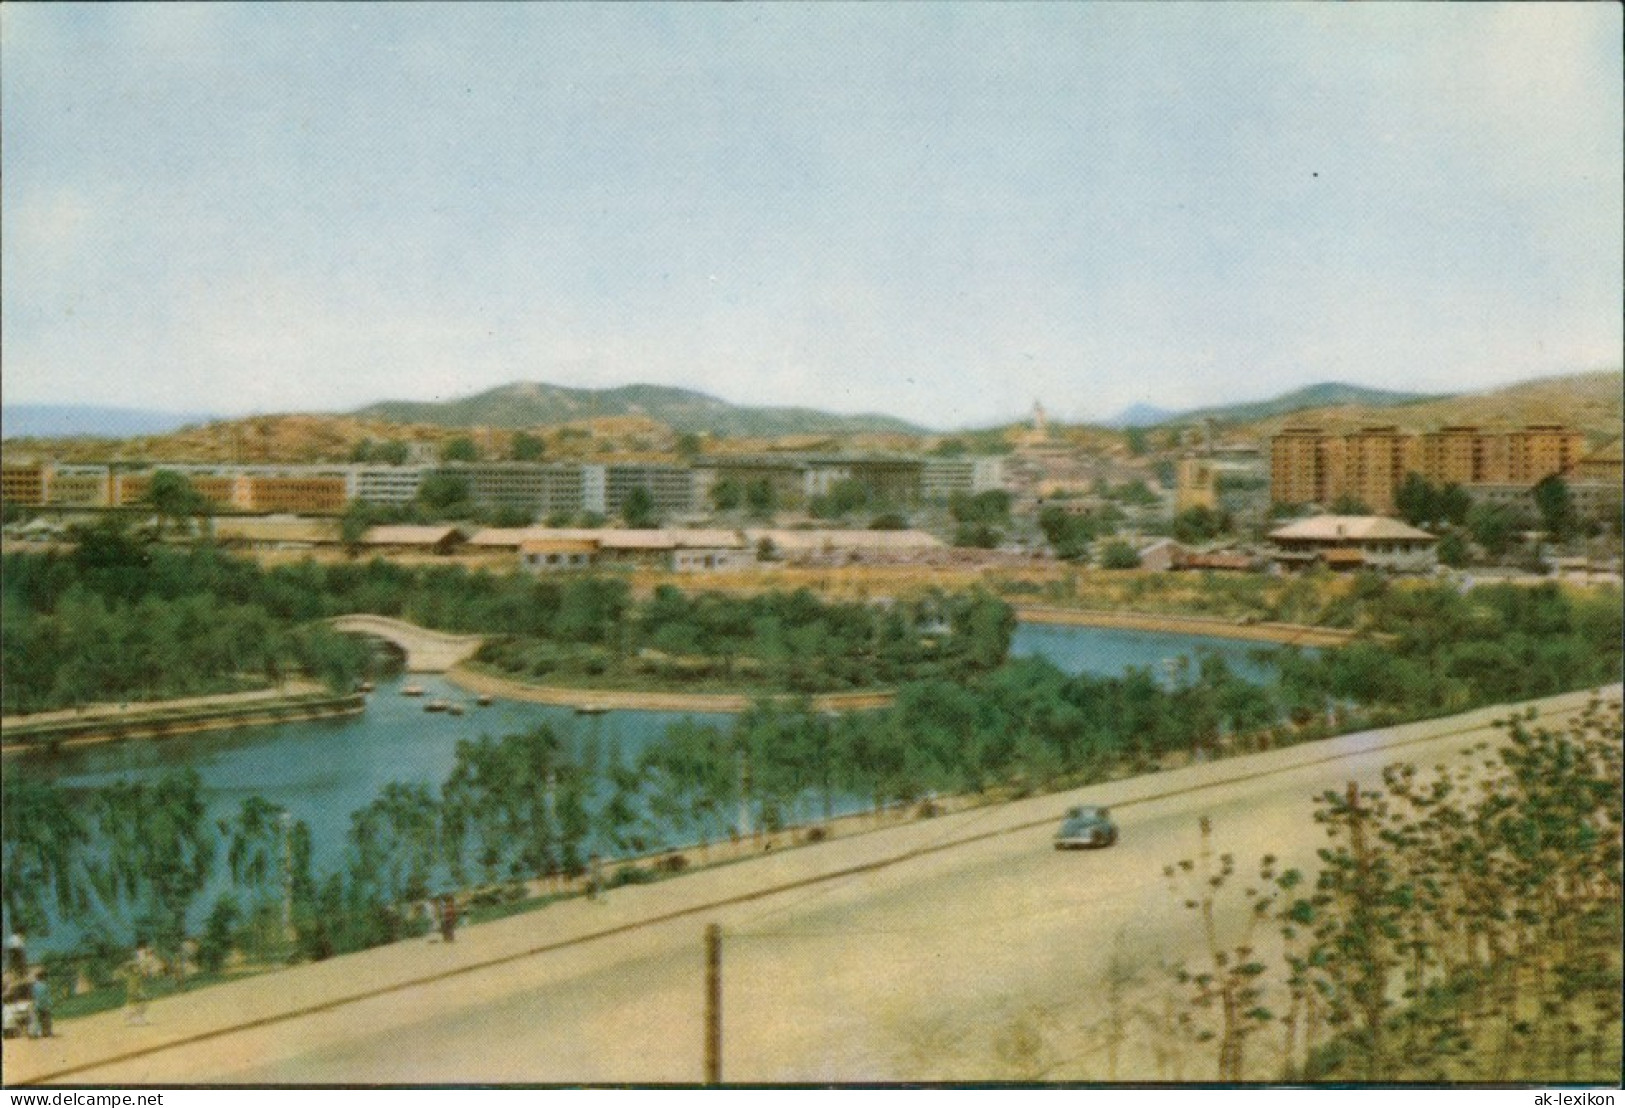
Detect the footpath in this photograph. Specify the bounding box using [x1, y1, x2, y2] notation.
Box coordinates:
[3, 683, 1614, 1087]
[0, 683, 358, 756]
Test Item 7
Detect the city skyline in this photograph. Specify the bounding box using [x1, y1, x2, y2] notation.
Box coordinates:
[3, 4, 1621, 428]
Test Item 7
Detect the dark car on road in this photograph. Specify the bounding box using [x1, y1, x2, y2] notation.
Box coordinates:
[1054, 805, 1118, 849]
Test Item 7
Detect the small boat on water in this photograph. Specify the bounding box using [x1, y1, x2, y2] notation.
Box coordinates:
[357, 681, 375, 693]
[402, 685, 426, 697]
[575, 704, 610, 716]
[476, 694, 493, 706]
[447, 703, 465, 716]
[424, 699, 450, 713]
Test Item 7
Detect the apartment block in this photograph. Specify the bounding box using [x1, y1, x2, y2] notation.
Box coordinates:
[1274, 424, 1594, 513]
[0, 462, 47, 506]
[1270, 427, 1342, 507]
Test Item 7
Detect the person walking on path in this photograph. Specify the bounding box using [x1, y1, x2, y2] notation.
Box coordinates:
[438, 895, 457, 943]
[120, 942, 156, 1025]
[28, 969, 52, 1039]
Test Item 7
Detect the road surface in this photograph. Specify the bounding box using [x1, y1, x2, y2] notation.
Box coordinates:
[6, 684, 1616, 1086]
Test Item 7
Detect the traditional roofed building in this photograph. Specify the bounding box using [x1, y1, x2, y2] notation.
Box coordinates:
[1268, 515, 1438, 574]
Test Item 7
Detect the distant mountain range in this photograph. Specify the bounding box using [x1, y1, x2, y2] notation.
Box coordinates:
[5, 371, 1617, 448]
[1, 405, 218, 441]
[353, 382, 927, 437]
[1102, 403, 1180, 429]
[1112, 382, 1439, 429]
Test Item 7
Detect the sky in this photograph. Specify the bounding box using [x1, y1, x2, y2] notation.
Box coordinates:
[2, 3, 1620, 430]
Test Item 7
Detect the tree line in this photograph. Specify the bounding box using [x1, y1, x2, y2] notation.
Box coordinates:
[2, 528, 1019, 712]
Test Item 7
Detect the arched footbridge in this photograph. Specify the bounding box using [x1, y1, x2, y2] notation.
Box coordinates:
[329, 615, 485, 673]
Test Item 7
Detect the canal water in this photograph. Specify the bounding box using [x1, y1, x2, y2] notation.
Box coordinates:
[12, 624, 1283, 948]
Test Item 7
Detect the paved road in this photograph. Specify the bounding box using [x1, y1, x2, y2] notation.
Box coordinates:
[7, 685, 1616, 1086]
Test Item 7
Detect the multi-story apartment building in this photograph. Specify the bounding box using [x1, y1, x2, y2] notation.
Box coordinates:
[1340, 426, 1415, 514]
[241, 474, 349, 514]
[590, 463, 698, 519]
[45, 465, 113, 508]
[1174, 457, 1217, 512]
[1507, 424, 1586, 486]
[1, 461, 48, 507]
[1270, 427, 1342, 507]
[1273, 424, 1598, 515]
[352, 466, 427, 506]
[919, 456, 1007, 502]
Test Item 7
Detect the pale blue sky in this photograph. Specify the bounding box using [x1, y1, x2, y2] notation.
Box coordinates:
[2, 3, 1620, 429]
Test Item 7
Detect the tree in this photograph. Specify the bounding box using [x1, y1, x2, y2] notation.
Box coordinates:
[511, 432, 546, 462]
[813, 479, 869, 520]
[710, 479, 743, 513]
[1532, 475, 1576, 543]
[1100, 540, 1140, 569]
[145, 470, 209, 536]
[1465, 501, 1524, 559]
[94, 770, 216, 957]
[440, 437, 479, 463]
[416, 472, 474, 517]
[745, 479, 776, 519]
[1172, 506, 1230, 545]
[1, 778, 93, 937]
[950, 490, 1011, 525]
[1435, 530, 1469, 568]
[622, 486, 656, 528]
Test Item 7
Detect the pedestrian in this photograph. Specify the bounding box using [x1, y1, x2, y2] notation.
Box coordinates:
[439, 895, 457, 943]
[5, 930, 26, 978]
[28, 969, 52, 1039]
[121, 941, 154, 1025]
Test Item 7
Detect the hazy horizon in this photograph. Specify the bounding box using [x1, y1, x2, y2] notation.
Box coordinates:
[3, 5, 1620, 427]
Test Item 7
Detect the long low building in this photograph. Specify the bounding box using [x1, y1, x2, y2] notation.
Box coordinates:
[1268, 514, 1438, 573]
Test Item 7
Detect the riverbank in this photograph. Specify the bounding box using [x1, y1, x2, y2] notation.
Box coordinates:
[446, 664, 894, 714]
[1013, 605, 1359, 647]
[0, 683, 364, 756]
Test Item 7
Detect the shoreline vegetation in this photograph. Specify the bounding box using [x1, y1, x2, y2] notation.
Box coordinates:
[0, 684, 363, 756]
[0, 607, 1350, 751]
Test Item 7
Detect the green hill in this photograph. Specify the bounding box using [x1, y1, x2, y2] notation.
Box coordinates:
[354, 382, 926, 437]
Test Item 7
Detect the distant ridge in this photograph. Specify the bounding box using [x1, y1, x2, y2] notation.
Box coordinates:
[1103, 402, 1180, 429]
[1163, 382, 1440, 426]
[2, 404, 219, 441]
[353, 381, 926, 437]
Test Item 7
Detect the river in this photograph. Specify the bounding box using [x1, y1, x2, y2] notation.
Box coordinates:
[11, 624, 1284, 948]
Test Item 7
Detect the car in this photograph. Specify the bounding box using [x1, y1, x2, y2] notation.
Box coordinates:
[1054, 805, 1118, 850]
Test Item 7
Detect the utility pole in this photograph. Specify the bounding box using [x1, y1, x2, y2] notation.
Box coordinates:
[704, 923, 722, 1085]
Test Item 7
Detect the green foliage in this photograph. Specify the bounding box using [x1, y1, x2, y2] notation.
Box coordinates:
[1465, 501, 1527, 557]
[710, 478, 743, 512]
[812, 479, 871, 520]
[950, 490, 1011, 525]
[1435, 531, 1469, 568]
[621, 485, 656, 528]
[1395, 473, 1470, 528]
[745, 479, 775, 519]
[510, 431, 546, 462]
[953, 522, 1002, 549]
[1532, 475, 1577, 543]
[1171, 506, 1231, 545]
[1165, 698, 1623, 1082]
[439, 436, 479, 463]
[416, 471, 475, 517]
[1100, 540, 1140, 569]
[145, 470, 211, 531]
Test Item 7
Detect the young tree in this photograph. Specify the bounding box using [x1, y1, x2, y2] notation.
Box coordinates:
[622, 486, 656, 528]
